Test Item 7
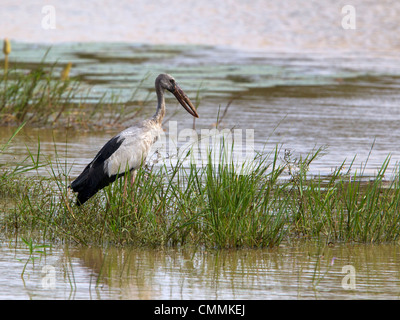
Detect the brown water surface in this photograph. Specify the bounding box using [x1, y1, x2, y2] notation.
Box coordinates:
[1, 43, 400, 178]
[1, 241, 399, 299]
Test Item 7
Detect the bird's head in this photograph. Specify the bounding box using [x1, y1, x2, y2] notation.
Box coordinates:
[156, 73, 199, 118]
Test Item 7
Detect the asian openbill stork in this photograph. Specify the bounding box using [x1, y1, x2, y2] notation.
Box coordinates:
[70, 73, 199, 206]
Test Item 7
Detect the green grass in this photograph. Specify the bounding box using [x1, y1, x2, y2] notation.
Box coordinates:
[0, 55, 150, 130]
[2, 51, 400, 249]
[1, 133, 400, 248]
[286, 154, 400, 243]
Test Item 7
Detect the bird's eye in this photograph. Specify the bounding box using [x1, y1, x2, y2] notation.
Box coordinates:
[169, 79, 175, 85]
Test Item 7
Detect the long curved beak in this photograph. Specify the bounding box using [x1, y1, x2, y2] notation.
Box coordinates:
[171, 84, 199, 118]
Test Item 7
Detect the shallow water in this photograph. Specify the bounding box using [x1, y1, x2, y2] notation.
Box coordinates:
[2, 1, 400, 300]
[2, 42, 400, 179]
[1, 241, 400, 300]
[1, 44, 400, 300]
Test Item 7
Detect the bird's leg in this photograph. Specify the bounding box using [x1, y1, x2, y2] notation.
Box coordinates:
[130, 170, 137, 203]
[122, 171, 136, 206]
[123, 174, 128, 200]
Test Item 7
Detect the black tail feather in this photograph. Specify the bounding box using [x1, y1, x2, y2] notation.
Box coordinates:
[70, 165, 112, 206]
[70, 167, 122, 206]
[70, 134, 126, 206]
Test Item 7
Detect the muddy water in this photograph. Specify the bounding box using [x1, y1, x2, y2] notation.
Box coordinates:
[1, 241, 400, 300]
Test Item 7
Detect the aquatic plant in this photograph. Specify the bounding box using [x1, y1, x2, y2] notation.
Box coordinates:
[0, 53, 145, 130]
[1, 136, 400, 248]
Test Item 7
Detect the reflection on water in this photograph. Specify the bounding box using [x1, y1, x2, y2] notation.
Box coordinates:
[1, 241, 400, 299]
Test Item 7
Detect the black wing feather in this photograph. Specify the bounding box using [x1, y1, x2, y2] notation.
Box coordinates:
[70, 135, 125, 206]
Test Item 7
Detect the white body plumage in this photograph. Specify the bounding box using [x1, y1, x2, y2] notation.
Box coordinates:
[105, 119, 163, 177]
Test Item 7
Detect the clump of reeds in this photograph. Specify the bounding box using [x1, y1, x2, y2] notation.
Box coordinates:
[0, 145, 289, 247]
[0, 52, 146, 130]
[2, 135, 400, 248]
[0, 57, 93, 127]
